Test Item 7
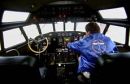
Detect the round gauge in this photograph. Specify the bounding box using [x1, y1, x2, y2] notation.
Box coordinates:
[57, 33, 61, 36]
[68, 33, 72, 36]
[49, 34, 52, 36]
[62, 33, 65, 36]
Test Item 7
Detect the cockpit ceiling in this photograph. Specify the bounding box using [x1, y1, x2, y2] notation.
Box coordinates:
[85, 0, 123, 10]
[1, 0, 130, 26]
[0, 0, 125, 12]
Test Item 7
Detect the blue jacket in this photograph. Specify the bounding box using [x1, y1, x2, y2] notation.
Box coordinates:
[67, 33, 118, 73]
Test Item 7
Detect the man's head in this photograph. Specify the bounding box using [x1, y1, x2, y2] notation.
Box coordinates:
[85, 22, 100, 35]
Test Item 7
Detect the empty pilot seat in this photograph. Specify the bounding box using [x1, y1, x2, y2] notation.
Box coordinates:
[0, 56, 41, 83]
[91, 52, 130, 84]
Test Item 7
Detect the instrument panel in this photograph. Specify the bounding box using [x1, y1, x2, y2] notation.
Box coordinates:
[32, 31, 85, 79]
[42, 31, 85, 65]
[32, 4, 93, 22]
[44, 31, 85, 47]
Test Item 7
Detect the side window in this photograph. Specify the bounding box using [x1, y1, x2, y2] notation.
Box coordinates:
[99, 7, 127, 19]
[129, 29, 130, 46]
[106, 25, 126, 44]
[3, 28, 26, 48]
[23, 24, 39, 39]
[2, 10, 30, 22]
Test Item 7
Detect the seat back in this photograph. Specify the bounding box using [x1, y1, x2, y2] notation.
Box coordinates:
[0, 56, 41, 83]
[91, 52, 130, 84]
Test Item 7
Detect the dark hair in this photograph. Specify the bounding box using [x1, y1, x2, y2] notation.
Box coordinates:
[85, 22, 100, 34]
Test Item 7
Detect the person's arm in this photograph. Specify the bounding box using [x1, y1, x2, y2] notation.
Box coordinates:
[113, 47, 118, 52]
[67, 39, 83, 53]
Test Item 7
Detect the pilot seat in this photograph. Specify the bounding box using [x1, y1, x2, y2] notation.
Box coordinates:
[0, 56, 41, 83]
[91, 52, 130, 84]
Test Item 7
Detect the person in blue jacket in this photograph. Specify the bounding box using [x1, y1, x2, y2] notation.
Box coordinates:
[67, 22, 118, 83]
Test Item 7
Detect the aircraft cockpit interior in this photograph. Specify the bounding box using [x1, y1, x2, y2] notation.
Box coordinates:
[0, 0, 130, 84]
